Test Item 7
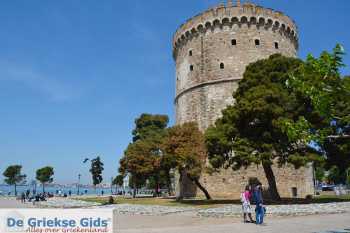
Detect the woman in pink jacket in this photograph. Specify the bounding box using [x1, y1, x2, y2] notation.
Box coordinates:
[241, 185, 254, 223]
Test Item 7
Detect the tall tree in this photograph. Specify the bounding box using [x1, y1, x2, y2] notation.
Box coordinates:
[119, 139, 160, 197]
[118, 113, 169, 196]
[163, 122, 211, 200]
[205, 54, 321, 200]
[36, 166, 54, 193]
[3, 165, 26, 196]
[89, 156, 104, 190]
[283, 45, 350, 183]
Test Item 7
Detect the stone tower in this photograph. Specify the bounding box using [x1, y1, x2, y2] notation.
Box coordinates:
[173, 0, 314, 198]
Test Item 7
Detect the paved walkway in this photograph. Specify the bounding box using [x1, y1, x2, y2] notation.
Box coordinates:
[117, 213, 350, 233]
[0, 197, 34, 208]
[1, 197, 349, 233]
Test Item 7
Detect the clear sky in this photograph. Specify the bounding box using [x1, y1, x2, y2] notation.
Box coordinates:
[0, 0, 349, 185]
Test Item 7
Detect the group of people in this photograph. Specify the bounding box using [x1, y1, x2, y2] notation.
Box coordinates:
[20, 190, 52, 203]
[241, 183, 266, 225]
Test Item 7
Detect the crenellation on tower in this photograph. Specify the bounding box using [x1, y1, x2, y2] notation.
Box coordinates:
[173, 3, 298, 54]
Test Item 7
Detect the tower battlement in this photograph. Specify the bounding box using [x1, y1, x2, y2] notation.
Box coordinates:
[173, 2, 298, 59]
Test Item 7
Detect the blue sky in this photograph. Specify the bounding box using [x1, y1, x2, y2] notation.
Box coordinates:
[1, 0, 349, 185]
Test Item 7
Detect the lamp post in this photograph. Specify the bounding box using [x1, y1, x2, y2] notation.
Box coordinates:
[77, 174, 81, 195]
[110, 177, 113, 195]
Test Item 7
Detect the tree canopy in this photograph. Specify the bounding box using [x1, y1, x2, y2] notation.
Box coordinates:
[119, 113, 170, 196]
[206, 45, 350, 199]
[89, 156, 104, 187]
[132, 113, 169, 142]
[3, 165, 26, 195]
[36, 166, 54, 192]
[205, 54, 321, 200]
[284, 45, 350, 184]
[163, 122, 211, 200]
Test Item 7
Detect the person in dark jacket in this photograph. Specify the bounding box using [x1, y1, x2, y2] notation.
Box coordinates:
[253, 184, 265, 224]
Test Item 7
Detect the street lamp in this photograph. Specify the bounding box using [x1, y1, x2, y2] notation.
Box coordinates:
[77, 174, 81, 195]
[110, 177, 113, 195]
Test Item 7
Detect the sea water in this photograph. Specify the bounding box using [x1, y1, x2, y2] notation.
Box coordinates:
[0, 184, 120, 196]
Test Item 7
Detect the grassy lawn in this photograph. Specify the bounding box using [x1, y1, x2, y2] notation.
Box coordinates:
[313, 194, 350, 203]
[76, 193, 350, 208]
[75, 197, 228, 208]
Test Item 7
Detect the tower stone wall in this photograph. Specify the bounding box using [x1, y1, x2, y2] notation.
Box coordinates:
[173, 1, 314, 199]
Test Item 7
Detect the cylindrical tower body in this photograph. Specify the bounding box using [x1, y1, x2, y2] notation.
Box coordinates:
[173, 3, 298, 130]
[172, 2, 315, 199]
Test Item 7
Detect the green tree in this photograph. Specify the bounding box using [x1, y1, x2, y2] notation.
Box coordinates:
[36, 166, 54, 193]
[205, 54, 321, 200]
[283, 45, 350, 146]
[112, 174, 124, 193]
[118, 114, 169, 197]
[163, 122, 211, 200]
[3, 165, 26, 196]
[119, 139, 160, 197]
[89, 156, 104, 190]
[283, 45, 350, 184]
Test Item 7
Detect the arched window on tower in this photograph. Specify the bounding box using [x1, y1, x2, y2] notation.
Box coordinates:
[189, 50, 193, 56]
[274, 42, 279, 49]
[255, 39, 260, 46]
[231, 39, 237, 46]
[220, 63, 225, 69]
[190, 65, 194, 71]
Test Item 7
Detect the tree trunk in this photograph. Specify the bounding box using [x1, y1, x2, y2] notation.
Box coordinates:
[42, 183, 45, 193]
[187, 175, 212, 200]
[132, 181, 136, 198]
[14, 184, 17, 196]
[154, 176, 159, 197]
[166, 173, 172, 196]
[176, 171, 184, 201]
[262, 163, 281, 201]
